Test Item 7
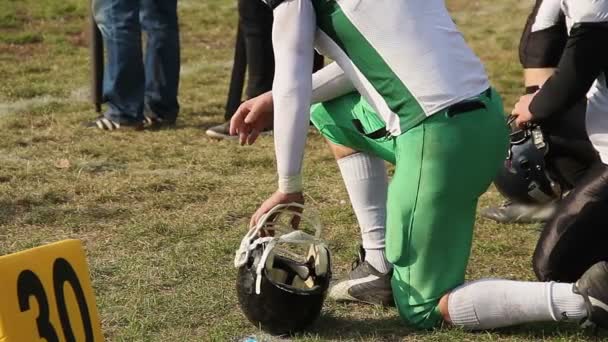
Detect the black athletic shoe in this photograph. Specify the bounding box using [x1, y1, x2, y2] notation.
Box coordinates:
[143, 111, 176, 129]
[86, 116, 144, 131]
[328, 246, 394, 306]
[479, 200, 557, 224]
[205, 122, 238, 140]
[205, 122, 272, 140]
[573, 261, 608, 329]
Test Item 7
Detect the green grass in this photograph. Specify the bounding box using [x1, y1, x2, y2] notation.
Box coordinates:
[0, 0, 606, 341]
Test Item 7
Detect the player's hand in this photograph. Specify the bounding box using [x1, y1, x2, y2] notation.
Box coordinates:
[230, 91, 274, 146]
[250, 190, 305, 231]
[511, 93, 535, 128]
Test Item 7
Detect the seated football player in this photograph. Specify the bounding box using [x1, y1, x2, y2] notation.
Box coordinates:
[481, 0, 599, 224]
[232, 0, 608, 331]
[512, 0, 608, 285]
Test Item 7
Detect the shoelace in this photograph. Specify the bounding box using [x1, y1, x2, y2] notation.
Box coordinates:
[350, 247, 365, 271]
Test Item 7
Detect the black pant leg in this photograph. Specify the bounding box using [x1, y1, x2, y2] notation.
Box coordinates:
[224, 24, 247, 121]
[238, 0, 275, 99]
[533, 162, 608, 282]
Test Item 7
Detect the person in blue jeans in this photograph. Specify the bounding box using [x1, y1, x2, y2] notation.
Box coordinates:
[92, 0, 180, 130]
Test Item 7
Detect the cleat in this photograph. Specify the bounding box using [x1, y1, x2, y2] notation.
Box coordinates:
[573, 261, 608, 329]
[329, 246, 394, 306]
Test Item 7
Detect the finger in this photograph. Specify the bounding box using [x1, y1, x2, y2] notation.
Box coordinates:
[511, 105, 519, 116]
[247, 129, 261, 145]
[285, 201, 304, 230]
[231, 119, 244, 137]
[243, 109, 262, 125]
[230, 106, 249, 136]
[229, 119, 240, 137]
[290, 215, 301, 230]
[244, 98, 269, 124]
[239, 127, 250, 146]
[250, 209, 260, 229]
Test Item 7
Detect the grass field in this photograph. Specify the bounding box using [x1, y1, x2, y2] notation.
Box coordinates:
[0, 0, 606, 341]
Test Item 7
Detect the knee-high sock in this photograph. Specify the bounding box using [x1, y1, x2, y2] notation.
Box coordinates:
[337, 153, 391, 273]
[448, 279, 587, 330]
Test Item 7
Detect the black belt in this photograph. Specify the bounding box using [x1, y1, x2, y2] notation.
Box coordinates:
[353, 88, 491, 139]
[446, 88, 490, 117]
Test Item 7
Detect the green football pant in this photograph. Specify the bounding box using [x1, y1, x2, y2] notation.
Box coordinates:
[310, 89, 508, 329]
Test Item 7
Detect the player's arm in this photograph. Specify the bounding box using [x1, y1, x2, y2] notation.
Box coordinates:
[513, 0, 608, 126]
[311, 62, 355, 103]
[271, 0, 317, 193]
[230, 2, 352, 148]
[530, 24, 608, 121]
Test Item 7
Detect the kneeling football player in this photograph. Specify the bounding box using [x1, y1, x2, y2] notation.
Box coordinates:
[232, 0, 608, 331]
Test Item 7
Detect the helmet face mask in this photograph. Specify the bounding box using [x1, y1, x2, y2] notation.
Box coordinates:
[495, 122, 561, 204]
[235, 203, 331, 336]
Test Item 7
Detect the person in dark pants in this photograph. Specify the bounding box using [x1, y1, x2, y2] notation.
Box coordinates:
[206, 0, 323, 139]
[91, 0, 180, 130]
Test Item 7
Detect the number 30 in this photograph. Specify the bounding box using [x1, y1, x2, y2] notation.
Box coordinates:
[17, 258, 95, 342]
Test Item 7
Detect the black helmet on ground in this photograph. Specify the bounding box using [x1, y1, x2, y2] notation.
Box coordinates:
[234, 203, 331, 336]
[494, 117, 561, 204]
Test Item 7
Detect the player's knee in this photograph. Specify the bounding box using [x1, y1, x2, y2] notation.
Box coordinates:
[392, 277, 444, 330]
[394, 296, 443, 330]
[532, 248, 553, 282]
[532, 242, 581, 282]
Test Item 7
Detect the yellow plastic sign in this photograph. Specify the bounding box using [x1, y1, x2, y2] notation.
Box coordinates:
[0, 239, 104, 342]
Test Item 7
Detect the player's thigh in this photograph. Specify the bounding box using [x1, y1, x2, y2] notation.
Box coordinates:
[386, 91, 508, 328]
[387, 90, 509, 265]
[534, 161, 608, 282]
[310, 93, 395, 164]
[386, 122, 481, 328]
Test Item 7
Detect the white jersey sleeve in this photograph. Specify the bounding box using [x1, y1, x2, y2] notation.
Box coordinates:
[531, 0, 563, 32]
[563, 0, 608, 24]
[311, 62, 355, 104]
[272, 0, 316, 193]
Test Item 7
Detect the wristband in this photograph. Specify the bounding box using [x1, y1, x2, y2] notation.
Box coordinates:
[278, 174, 303, 193]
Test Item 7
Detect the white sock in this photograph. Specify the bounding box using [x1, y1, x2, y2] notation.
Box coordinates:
[337, 153, 391, 274]
[364, 249, 390, 274]
[448, 279, 587, 330]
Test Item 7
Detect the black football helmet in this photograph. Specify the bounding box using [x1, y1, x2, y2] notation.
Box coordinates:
[234, 203, 331, 336]
[494, 118, 561, 204]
